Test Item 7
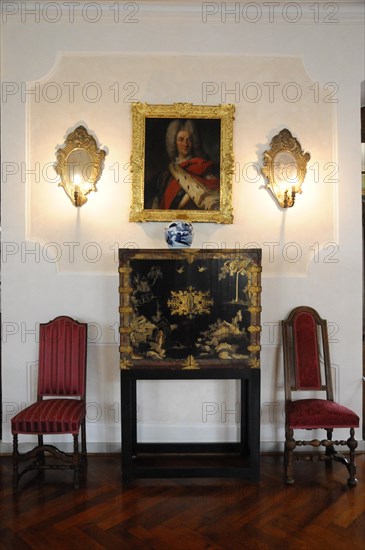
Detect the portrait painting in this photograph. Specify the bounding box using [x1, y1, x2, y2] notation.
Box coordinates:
[129, 103, 235, 223]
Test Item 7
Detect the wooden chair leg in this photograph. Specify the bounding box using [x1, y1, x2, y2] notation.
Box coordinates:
[37, 434, 45, 466]
[284, 428, 295, 484]
[73, 434, 81, 489]
[81, 419, 87, 466]
[324, 428, 335, 470]
[325, 429, 334, 457]
[347, 427, 358, 487]
[12, 434, 19, 490]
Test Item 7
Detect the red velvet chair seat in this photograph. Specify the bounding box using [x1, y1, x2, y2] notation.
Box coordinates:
[287, 399, 360, 430]
[12, 399, 86, 435]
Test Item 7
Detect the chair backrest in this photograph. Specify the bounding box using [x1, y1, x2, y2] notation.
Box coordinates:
[37, 316, 87, 399]
[282, 306, 334, 402]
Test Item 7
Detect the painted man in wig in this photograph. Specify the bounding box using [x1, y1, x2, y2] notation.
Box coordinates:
[154, 119, 220, 211]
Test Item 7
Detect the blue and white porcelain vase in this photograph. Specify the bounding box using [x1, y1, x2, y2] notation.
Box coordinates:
[164, 221, 194, 248]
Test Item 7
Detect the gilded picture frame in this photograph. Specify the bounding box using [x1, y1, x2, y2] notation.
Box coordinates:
[129, 103, 235, 223]
[119, 248, 262, 370]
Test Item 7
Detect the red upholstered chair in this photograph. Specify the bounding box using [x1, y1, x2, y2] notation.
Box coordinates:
[11, 316, 87, 489]
[282, 306, 359, 486]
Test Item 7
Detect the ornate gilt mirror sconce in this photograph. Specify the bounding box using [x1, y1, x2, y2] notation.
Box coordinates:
[55, 125, 106, 207]
[261, 128, 310, 208]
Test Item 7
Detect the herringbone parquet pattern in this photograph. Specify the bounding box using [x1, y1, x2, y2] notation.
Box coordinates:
[0, 453, 364, 549]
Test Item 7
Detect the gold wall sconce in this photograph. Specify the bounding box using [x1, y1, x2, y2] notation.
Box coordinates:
[55, 125, 106, 207]
[261, 128, 310, 208]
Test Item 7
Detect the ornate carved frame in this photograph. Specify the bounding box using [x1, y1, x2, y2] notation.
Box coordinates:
[129, 103, 235, 223]
[119, 248, 262, 370]
[55, 125, 106, 207]
[261, 128, 310, 208]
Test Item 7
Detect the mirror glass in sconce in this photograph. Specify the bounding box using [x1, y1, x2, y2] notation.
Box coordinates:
[54, 125, 106, 207]
[261, 128, 310, 208]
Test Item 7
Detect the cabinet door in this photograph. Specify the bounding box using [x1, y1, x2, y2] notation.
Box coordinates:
[119, 248, 262, 368]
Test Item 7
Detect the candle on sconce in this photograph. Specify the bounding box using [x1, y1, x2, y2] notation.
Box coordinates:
[74, 173, 81, 195]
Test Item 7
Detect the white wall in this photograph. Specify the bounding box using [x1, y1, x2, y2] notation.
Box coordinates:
[1, 1, 364, 452]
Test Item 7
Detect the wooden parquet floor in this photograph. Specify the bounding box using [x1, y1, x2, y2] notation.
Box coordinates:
[0, 453, 364, 550]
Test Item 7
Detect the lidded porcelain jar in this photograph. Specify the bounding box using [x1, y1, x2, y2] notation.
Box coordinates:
[164, 221, 194, 248]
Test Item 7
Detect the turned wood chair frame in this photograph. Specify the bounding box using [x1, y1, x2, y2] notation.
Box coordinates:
[11, 316, 88, 489]
[282, 306, 358, 486]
